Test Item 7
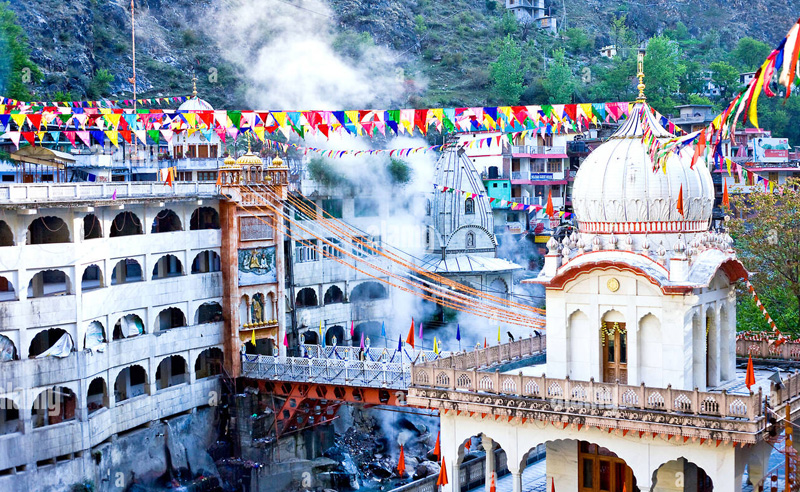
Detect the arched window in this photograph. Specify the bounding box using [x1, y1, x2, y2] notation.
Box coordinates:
[0, 220, 13, 246]
[465, 231, 476, 250]
[28, 216, 70, 244]
[0, 334, 18, 361]
[32, 387, 77, 427]
[85, 321, 106, 351]
[0, 275, 16, 302]
[29, 328, 73, 358]
[151, 209, 182, 233]
[27, 269, 71, 298]
[152, 254, 183, 279]
[87, 378, 108, 413]
[114, 365, 148, 403]
[155, 307, 186, 331]
[83, 214, 102, 239]
[296, 288, 318, 308]
[0, 398, 20, 434]
[425, 199, 432, 216]
[155, 355, 188, 390]
[350, 282, 388, 302]
[323, 285, 344, 304]
[196, 302, 223, 324]
[111, 259, 143, 285]
[190, 207, 220, 230]
[113, 314, 144, 340]
[195, 348, 224, 379]
[191, 250, 221, 273]
[81, 264, 103, 291]
[325, 325, 345, 346]
[110, 212, 143, 237]
[465, 197, 475, 215]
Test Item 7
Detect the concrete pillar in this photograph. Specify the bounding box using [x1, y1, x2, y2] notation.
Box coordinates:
[115, 260, 125, 285]
[510, 470, 522, 492]
[482, 436, 495, 492]
[450, 456, 461, 492]
[31, 272, 43, 297]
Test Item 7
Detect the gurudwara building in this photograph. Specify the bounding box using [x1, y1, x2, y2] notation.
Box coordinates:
[408, 87, 781, 491]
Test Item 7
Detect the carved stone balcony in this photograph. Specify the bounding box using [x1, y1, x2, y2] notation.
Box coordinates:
[406, 337, 792, 445]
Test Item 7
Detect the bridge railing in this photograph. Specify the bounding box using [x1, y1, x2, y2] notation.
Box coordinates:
[300, 344, 448, 363]
[425, 335, 546, 370]
[736, 338, 800, 360]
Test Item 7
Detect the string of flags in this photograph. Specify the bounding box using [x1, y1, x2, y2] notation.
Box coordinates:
[643, 16, 800, 193]
[0, 95, 191, 109]
[433, 183, 571, 217]
[0, 100, 684, 149]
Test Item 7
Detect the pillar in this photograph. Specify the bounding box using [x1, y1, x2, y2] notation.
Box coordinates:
[482, 435, 495, 492]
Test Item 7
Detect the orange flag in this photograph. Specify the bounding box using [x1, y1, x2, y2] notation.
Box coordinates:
[745, 354, 756, 391]
[545, 189, 554, 216]
[690, 129, 706, 169]
[215, 171, 222, 186]
[484, 337, 487, 348]
[397, 445, 406, 476]
[433, 432, 440, 459]
[436, 457, 449, 487]
[406, 319, 415, 349]
[722, 179, 730, 208]
[165, 167, 174, 187]
[551, 477, 556, 492]
[676, 184, 684, 217]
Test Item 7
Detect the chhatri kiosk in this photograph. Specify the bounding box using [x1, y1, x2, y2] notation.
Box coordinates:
[409, 68, 779, 491]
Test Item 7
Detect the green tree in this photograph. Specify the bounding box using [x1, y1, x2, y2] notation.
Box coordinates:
[729, 177, 800, 333]
[589, 57, 636, 102]
[0, 2, 42, 100]
[387, 159, 413, 185]
[679, 61, 706, 98]
[490, 35, 524, 104]
[709, 61, 740, 99]
[643, 35, 685, 113]
[564, 28, 592, 55]
[542, 49, 576, 104]
[610, 14, 636, 55]
[731, 37, 772, 71]
[86, 69, 114, 99]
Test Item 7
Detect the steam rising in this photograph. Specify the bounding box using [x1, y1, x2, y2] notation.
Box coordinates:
[210, 0, 406, 109]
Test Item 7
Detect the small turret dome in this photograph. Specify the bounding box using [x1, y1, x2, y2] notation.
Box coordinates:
[236, 151, 263, 166]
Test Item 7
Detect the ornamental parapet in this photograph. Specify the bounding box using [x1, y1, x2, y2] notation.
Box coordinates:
[0, 182, 218, 206]
[405, 337, 798, 445]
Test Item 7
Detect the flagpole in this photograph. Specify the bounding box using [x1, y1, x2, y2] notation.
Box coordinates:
[130, 0, 137, 111]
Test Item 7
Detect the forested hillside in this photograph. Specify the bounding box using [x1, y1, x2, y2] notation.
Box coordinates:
[0, 0, 798, 141]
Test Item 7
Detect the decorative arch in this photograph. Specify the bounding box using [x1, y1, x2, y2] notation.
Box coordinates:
[568, 309, 591, 381]
[651, 457, 713, 491]
[83, 214, 102, 239]
[87, 377, 108, 413]
[27, 269, 71, 298]
[720, 303, 733, 381]
[28, 216, 70, 244]
[196, 301, 223, 324]
[114, 364, 148, 403]
[32, 386, 77, 428]
[155, 307, 187, 331]
[323, 285, 344, 304]
[488, 278, 508, 296]
[111, 258, 143, 285]
[151, 209, 183, 233]
[195, 348, 224, 379]
[251, 293, 267, 323]
[0, 275, 16, 302]
[84, 321, 106, 351]
[638, 313, 662, 387]
[706, 305, 719, 387]
[155, 355, 188, 390]
[350, 281, 388, 302]
[113, 314, 144, 340]
[0, 220, 13, 246]
[692, 310, 705, 390]
[110, 211, 143, 237]
[0, 397, 20, 434]
[29, 328, 73, 358]
[325, 325, 345, 346]
[152, 254, 184, 279]
[0, 334, 18, 361]
[239, 294, 250, 326]
[191, 250, 221, 273]
[190, 207, 220, 230]
[301, 330, 319, 345]
[81, 264, 104, 291]
[465, 231, 476, 249]
[296, 287, 318, 308]
[353, 321, 382, 347]
[464, 197, 475, 215]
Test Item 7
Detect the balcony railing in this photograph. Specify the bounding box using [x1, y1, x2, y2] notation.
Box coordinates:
[0, 182, 219, 203]
[511, 145, 566, 155]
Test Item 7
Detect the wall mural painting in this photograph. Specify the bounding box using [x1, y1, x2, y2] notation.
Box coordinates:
[238, 247, 277, 286]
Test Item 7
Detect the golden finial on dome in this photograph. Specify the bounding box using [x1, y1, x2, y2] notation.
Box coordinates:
[636, 49, 646, 102]
[192, 73, 198, 98]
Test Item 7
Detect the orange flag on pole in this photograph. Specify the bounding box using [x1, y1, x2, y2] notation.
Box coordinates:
[215, 171, 222, 186]
[551, 477, 556, 492]
[690, 129, 706, 169]
[722, 179, 730, 208]
[545, 189, 554, 216]
[745, 354, 756, 391]
[406, 318, 415, 349]
[676, 184, 684, 217]
[397, 445, 406, 476]
[433, 432, 440, 460]
[165, 167, 174, 187]
[436, 457, 449, 487]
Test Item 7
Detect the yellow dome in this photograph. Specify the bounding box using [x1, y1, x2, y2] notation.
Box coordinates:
[236, 151, 263, 166]
[221, 155, 240, 170]
[271, 156, 285, 168]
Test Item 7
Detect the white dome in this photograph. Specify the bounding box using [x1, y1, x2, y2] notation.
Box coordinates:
[572, 103, 714, 235]
[177, 96, 214, 111]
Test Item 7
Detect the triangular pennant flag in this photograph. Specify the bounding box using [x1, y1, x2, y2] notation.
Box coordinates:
[745, 354, 756, 390]
[406, 319, 415, 349]
[676, 184, 684, 217]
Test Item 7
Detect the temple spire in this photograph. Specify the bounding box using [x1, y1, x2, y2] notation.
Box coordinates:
[636, 49, 646, 102]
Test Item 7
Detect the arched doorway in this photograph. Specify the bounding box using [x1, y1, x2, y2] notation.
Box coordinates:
[651, 457, 712, 492]
[325, 325, 345, 346]
[576, 441, 637, 492]
[601, 311, 627, 384]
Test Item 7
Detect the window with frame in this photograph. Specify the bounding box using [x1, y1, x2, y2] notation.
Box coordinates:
[547, 159, 562, 173]
[294, 196, 317, 220]
[321, 238, 343, 259]
[353, 235, 380, 257]
[176, 171, 193, 182]
[295, 239, 318, 263]
[532, 159, 546, 173]
[322, 199, 343, 219]
[197, 171, 218, 182]
[464, 198, 475, 215]
[354, 198, 379, 217]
